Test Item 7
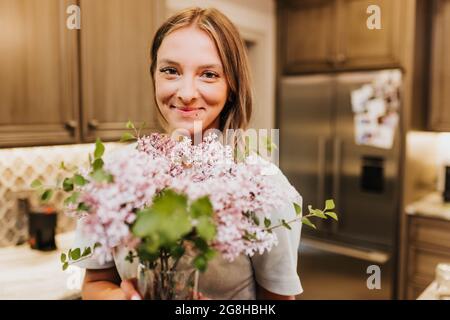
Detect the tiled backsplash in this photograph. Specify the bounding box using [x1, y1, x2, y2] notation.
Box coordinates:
[0, 143, 121, 247]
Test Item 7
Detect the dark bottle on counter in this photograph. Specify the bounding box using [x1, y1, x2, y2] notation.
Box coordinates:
[444, 166, 450, 203]
[18, 198, 57, 251]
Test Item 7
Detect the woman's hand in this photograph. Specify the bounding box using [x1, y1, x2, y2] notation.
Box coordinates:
[82, 267, 141, 300]
[120, 278, 142, 300]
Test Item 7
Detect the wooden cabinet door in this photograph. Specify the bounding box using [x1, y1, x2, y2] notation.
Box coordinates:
[335, 0, 403, 70]
[429, 0, 450, 131]
[0, 0, 80, 147]
[79, 0, 160, 142]
[279, 0, 337, 74]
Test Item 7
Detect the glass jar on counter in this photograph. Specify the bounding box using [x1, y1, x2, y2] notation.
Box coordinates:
[436, 263, 450, 300]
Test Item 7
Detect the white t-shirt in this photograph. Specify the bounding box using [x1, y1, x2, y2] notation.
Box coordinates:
[72, 145, 303, 299]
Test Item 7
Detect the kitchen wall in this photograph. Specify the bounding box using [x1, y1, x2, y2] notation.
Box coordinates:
[0, 142, 121, 247]
[405, 131, 450, 204]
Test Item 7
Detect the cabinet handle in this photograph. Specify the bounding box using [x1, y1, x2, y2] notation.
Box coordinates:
[335, 53, 347, 64]
[88, 119, 99, 130]
[65, 120, 78, 130]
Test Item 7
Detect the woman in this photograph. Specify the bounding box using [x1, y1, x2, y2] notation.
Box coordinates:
[75, 7, 303, 300]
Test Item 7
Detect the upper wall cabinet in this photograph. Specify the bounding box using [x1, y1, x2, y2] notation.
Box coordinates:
[79, 0, 159, 142]
[0, 0, 160, 148]
[0, 0, 80, 147]
[278, 0, 407, 74]
[429, 0, 450, 131]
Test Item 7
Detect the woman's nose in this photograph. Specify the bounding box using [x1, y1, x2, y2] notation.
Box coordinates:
[177, 77, 199, 104]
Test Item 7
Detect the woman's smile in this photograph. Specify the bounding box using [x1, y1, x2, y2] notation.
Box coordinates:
[170, 105, 206, 117]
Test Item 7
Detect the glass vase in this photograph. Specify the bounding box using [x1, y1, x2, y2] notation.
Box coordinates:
[137, 260, 199, 300]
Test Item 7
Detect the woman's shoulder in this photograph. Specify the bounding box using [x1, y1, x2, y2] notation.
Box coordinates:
[247, 153, 303, 207]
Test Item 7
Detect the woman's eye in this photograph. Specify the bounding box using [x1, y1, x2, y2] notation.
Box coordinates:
[202, 71, 218, 79]
[160, 67, 178, 75]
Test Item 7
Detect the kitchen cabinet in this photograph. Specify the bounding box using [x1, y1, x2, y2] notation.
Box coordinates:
[429, 0, 450, 131]
[406, 215, 450, 299]
[277, 0, 406, 74]
[0, 0, 80, 147]
[79, 0, 159, 142]
[0, 0, 160, 147]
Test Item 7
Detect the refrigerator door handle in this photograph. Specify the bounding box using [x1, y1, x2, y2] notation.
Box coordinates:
[317, 137, 327, 206]
[332, 137, 342, 232]
[303, 238, 390, 264]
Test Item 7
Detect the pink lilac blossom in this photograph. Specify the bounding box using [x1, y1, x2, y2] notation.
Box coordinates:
[66, 132, 301, 264]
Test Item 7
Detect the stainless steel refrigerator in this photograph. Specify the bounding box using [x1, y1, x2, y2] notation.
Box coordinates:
[279, 70, 402, 299]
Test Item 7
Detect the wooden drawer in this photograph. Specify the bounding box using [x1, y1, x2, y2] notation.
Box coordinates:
[409, 216, 450, 250]
[408, 245, 450, 282]
[407, 281, 429, 300]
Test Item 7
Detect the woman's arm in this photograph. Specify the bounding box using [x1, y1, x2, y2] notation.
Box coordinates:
[256, 283, 295, 300]
[82, 266, 140, 300]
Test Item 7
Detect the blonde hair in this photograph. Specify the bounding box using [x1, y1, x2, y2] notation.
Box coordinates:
[149, 7, 253, 141]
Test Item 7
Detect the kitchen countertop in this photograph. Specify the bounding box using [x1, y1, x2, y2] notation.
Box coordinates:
[405, 192, 450, 221]
[0, 232, 84, 300]
[417, 281, 439, 300]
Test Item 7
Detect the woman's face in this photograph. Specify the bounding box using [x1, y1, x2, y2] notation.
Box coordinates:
[154, 26, 229, 136]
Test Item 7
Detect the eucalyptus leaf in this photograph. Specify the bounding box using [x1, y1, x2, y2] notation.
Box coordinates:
[73, 174, 86, 186]
[41, 189, 53, 203]
[325, 199, 335, 211]
[31, 179, 42, 189]
[325, 211, 338, 221]
[62, 178, 74, 192]
[293, 202, 302, 215]
[126, 120, 135, 129]
[94, 138, 105, 159]
[70, 248, 81, 260]
[301, 217, 317, 229]
[120, 132, 136, 142]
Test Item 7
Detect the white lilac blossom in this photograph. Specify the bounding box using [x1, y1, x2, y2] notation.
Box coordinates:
[66, 132, 301, 264]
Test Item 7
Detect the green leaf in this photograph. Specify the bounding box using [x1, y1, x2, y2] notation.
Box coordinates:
[31, 179, 42, 189]
[196, 217, 216, 242]
[62, 178, 74, 192]
[301, 217, 317, 229]
[293, 202, 302, 215]
[41, 189, 53, 203]
[325, 199, 335, 211]
[204, 248, 216, 261]
[62, 262, 69, 271]
[311, 209, 327, 219]
[60, 253, 67, 263]
[82, 247, 92, 257]
[73, 174, 86, 186]
[281, 219, 292, 230]
[190, 196, 213, 218]
[64, 192, 80, 206]
[70, 248, 81, 260]
[126, 120, 135, 129]
[325, 211, 338, 221]
[92, 158, 104, 171]
[193, 255, 207, 272]
[170, 245, 185, 259]
[264, 217, 271, 228]
[250, 212, 260, 226]
[93, 242, 101, 249]
[94, 138, 105, 159]
[90, 169, 113, 183]
[77, 202, 90, 212]
[120, 132, 136, 143]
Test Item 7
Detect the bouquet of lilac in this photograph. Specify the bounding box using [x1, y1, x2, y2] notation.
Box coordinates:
[32, 123, 337, 299]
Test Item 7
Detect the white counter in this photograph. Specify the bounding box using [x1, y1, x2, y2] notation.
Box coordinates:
[0, 232, 84, 300]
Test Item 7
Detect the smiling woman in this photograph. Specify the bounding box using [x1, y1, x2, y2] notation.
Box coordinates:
[75, 6, 303, 301]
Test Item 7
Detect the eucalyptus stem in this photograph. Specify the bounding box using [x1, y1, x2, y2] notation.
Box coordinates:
[265, 213, 316, 232]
